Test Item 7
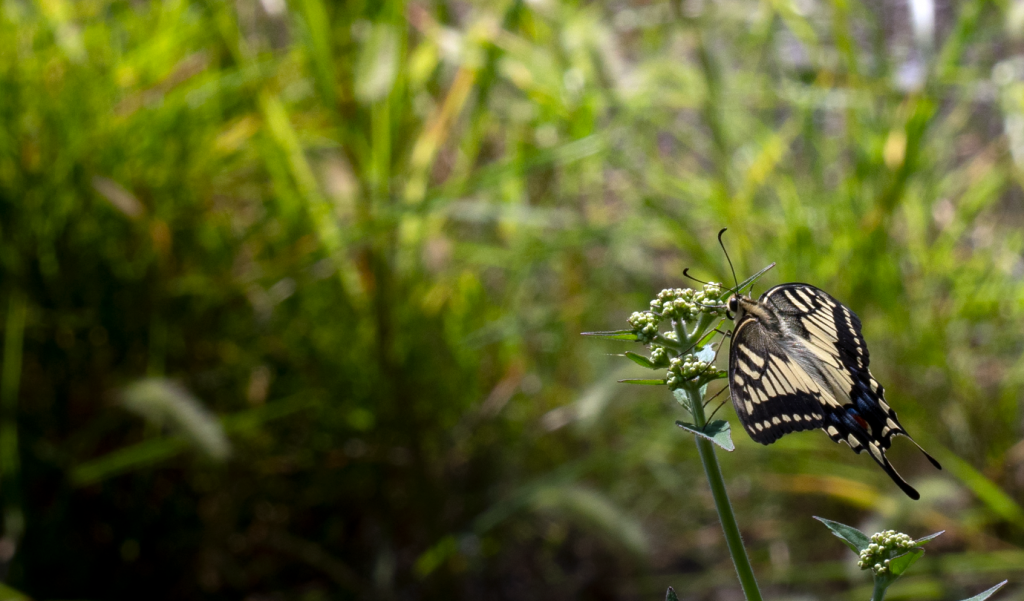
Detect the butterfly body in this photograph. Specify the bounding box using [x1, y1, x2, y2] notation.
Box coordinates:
[726, 283, 940, 500]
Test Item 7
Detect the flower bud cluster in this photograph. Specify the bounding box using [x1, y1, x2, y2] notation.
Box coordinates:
[857, 530, 916, 574]
[649, 347, 670, 368]
[666, 355, 718, 389]
[628, 311, 661, 344]
[649, 283, 726, 321]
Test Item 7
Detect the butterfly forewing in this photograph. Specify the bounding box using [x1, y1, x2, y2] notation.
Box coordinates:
[728, 316, 827, 444]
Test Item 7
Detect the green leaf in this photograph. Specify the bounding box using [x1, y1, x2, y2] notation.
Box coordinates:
[617, 379, 666, 385]
[695, 344, 716, 363]
[665, 587, 679, 601]
[622, 351, 656, 369]
[694, 344, 718, 397]
[813, 516, 871, 553]
[726, 262, 776, 299]
[887, 547, 924, 576]
[677, 420, 735, 452]
[672, 388, 692, 411]
[958, 581, 1007, 601]
[582, 330, 639, 341]
[914, 531, 944, 545]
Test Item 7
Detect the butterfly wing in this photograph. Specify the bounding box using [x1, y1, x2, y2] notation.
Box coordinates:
[728, 314, 830, 444]
[761, 283, 940, 499]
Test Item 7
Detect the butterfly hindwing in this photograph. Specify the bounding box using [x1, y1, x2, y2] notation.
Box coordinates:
[755, 283, 940, 499]
[762, 284, 909, 448]
[728, 315, 828, 444]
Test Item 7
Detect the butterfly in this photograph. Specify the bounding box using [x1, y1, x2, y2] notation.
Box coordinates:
[725, 282, 941, 500]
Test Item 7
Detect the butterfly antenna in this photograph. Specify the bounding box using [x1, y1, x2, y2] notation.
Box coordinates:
[683, 268, 711, 286]
[718, 228, 739, 289]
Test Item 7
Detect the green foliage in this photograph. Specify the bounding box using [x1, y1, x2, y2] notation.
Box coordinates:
[818, 519, 1007, 601]
[0, 0, 1022, 599]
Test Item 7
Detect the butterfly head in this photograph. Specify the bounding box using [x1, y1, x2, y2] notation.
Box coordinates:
[727, 292, 759, 322]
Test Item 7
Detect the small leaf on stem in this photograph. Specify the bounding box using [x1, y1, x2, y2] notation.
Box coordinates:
[886, 547, 923, 576]
[813, 517, 871, 553]
[665, 587, 680, 601]
[582, 330, 639, 341]
[914, 531, 944, 545]
[958, 581, 1008, 601]
[623, 351, 656, 369]
[677, 420, 735, 451]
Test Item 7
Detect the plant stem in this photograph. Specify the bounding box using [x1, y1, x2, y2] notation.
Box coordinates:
[686, 383, 763, 601]
[871, 578, 887, 601]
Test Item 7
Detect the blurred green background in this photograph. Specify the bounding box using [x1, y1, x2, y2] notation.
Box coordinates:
[0, 0, 1023, 599]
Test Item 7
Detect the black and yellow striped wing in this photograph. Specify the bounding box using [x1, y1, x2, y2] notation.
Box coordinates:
[728, 316, 827, 444]
[730, 283, 940, 500]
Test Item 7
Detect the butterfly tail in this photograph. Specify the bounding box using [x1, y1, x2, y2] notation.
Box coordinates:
[863, 443, 921, 500]
[830, 412, 922, 500]
[903, 435, 942, 470]
[877, 455, 922, 501]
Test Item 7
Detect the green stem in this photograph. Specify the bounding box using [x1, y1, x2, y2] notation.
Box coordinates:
[871, 578, 887, 601]
[686, 384, 763, 601]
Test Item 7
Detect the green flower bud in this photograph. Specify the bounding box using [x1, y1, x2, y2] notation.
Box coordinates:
[649, 284, 727, 322]
[858, 529, 919, 575]
[666, 354, 718, 389]
[628, 311, 661, 344]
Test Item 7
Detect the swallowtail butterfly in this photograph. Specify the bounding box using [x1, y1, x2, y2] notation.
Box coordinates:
[726, 283, 941, 499]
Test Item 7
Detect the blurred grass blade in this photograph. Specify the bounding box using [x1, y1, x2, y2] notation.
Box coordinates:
[0, 582, 31, 601]
[354, 23, 398, 103]
[666, 587, 679, 601]
[413, 535, 457, 577]
[120, 378, 231, 461]
[71, 437, 190, 487]
[92, 176, 145, 220]
[295, 0, 336, 107]
[0, 291, 26, 541]
[617, 379, 666, 385]
[72, 394, 313, 486]
[530, 485, 649, 556]
[935, 448, 1024, 529]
